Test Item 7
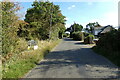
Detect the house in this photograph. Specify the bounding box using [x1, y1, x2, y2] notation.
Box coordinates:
[74, 25, 114, 38]
[92, 25, 114, 37]
[93, 27, 103, 36]
[97, 25, 114, 37]
[82, 27, 103, 37]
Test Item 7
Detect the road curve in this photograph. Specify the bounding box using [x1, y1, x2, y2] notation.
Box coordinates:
[24, 38, 119, 78]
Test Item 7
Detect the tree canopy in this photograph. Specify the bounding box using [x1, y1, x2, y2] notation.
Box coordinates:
[2, 1, 21, 54]
[66, 22, 83, 38]
[66, 22, 83, 33]
[86, 22, 101, 34]
[23, 1, 66, 40]
[70, 23, 83, 32]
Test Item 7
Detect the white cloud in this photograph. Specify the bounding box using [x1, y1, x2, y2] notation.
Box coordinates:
[68, 5, 76, 10]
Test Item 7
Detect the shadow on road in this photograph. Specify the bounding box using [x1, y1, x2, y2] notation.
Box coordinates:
[74, 42, 88, 45]
[63, 38, 75, 41]
[35, 47, 119, 78]
[25, 38, 119, 78]
[37, 48, 117, 67]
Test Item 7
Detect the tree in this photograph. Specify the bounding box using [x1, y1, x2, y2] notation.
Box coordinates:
[94, 22, 102, 27]
[58, 23, 66, 39]
[70, 22, 83, 32]
[2, 0, 21, 54]
[24, 1, 66, 40]
[16, 20, 29, 38]
[86, 22, 101, 34]
[86, 23, 95, 34]
[68, 22, 83, 38]
[65, 27, 71, 32]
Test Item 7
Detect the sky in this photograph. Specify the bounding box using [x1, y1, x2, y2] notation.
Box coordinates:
[54, 2, 118, 28]
[4, 0, 119, 28]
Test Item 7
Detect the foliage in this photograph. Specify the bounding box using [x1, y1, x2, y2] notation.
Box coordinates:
[2, 1, 21, 55]
[15, 38, 28, 52]
[58, 23, 66, 39]
[68, 22, 83, 38]
[93, 29, 120, 66]
[84, 33, 94, 44]
[70, 23, 83, 32]
[16, 20, 29, 39]
[2, 0, 64, 78]
[86, 22, 101, 34]
[96, 30, 120, 52]
[65, 27, 71, 32]
[83, 32, 89, 37]
[63, 33, 70, 38]
[86, 34, 95, 38]
[24, 1, 66, 40]
[2, 40, 61, 78]
[72, 32, 84, 41]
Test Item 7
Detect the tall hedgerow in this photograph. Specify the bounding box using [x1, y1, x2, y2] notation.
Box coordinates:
[94, 29, 120, 66]
[2, 1, 20, 55]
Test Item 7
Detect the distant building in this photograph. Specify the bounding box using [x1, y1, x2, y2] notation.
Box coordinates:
[80, 25, 114, 38]
[93, 27, 103, 36]
[83, 27, 103, 36]
[82, 28, 89, 33]
[97, 25, 114, 37]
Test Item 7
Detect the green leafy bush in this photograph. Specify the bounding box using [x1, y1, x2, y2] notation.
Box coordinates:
[96, 30, 119, 52]
[72, 32, 84, 41]
[15, 38, 28, 53]
[2, 40, 60, 78]
[2, 1, 20, 55]
[63, 33, 70, 38]
[84, 33, 94, 44]
[93, 29, 120, 66]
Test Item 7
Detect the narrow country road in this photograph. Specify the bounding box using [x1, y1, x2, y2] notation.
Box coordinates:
[25, 38, 119, 78]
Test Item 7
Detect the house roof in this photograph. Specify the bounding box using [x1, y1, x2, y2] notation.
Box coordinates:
[94, 27, 103, 30]
[98, 25, 114, 34]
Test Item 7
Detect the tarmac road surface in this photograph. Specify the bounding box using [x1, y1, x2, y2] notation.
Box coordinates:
[24, 38, 119, 78]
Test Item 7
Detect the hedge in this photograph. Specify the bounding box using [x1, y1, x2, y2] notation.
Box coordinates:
[72, 32, 84, 41]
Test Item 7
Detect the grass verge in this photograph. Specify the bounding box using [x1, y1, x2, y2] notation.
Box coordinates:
[2, 39, 61, 78]
[92, 46, 120, 67]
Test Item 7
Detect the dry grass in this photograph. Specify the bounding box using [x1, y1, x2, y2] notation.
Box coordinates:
[2, 39, 61, 78]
